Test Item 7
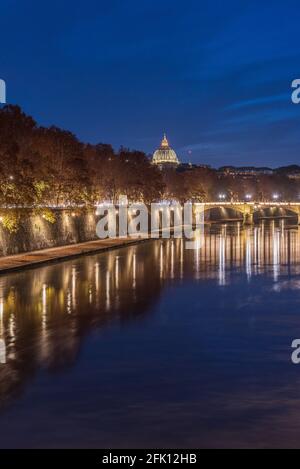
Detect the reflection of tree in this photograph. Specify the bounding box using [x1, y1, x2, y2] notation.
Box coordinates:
[0, 242, 166, 408]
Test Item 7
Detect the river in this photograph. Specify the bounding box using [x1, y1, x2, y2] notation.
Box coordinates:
[0, 221, 300, 448]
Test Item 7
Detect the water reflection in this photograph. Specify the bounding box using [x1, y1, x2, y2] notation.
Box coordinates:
[0, 223, 300, 374]
[1, 222, 300, 446]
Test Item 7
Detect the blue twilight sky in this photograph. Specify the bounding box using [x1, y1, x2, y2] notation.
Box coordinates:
[1, 0, 300, 167]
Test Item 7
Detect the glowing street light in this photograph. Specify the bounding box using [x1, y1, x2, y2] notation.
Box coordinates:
[272, 193, 279, 200]
[218, 193, 226, 200]
[245, 194, 252, 201]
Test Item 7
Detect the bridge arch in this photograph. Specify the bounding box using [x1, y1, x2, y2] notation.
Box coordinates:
[253, 205, 299, 221]
[195, 204, 247, 223]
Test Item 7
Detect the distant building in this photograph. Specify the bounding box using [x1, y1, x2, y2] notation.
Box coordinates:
[152, 134, 180, 170]
[287, 172, 300, 180]
[275, 165, 300, 180]
[219, 166, 274, 178]
[177, 162, 211, 172]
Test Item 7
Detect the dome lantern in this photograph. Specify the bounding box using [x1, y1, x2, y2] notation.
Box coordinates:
[161, 133, 169, 148]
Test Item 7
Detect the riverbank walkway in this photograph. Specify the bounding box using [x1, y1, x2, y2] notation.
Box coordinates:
[0, 237, 150, 274]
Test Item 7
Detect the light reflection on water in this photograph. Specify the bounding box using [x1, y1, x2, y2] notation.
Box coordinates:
[0, 222, 300, 447]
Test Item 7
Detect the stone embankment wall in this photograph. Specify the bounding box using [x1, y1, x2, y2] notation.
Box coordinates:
[0, 209, 97, 256]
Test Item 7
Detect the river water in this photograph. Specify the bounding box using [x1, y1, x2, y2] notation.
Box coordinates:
[0, 221, 300, 448]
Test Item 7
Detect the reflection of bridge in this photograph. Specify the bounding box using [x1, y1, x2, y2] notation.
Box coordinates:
[195, 202, 300, 224]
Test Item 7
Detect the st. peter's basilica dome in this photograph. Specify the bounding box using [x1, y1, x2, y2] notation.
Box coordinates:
[152, 134, 180, 169]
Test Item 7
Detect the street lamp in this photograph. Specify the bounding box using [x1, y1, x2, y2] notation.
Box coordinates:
[245, 194, 252, 201]
[272, 193, 279, 200]
[218, 193, 226, 200]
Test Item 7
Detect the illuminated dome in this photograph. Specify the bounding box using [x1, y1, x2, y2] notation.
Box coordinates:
[152, 134, 180, 169]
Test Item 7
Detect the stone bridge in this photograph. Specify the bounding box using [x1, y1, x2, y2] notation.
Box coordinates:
[194, 202, 300, 224]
